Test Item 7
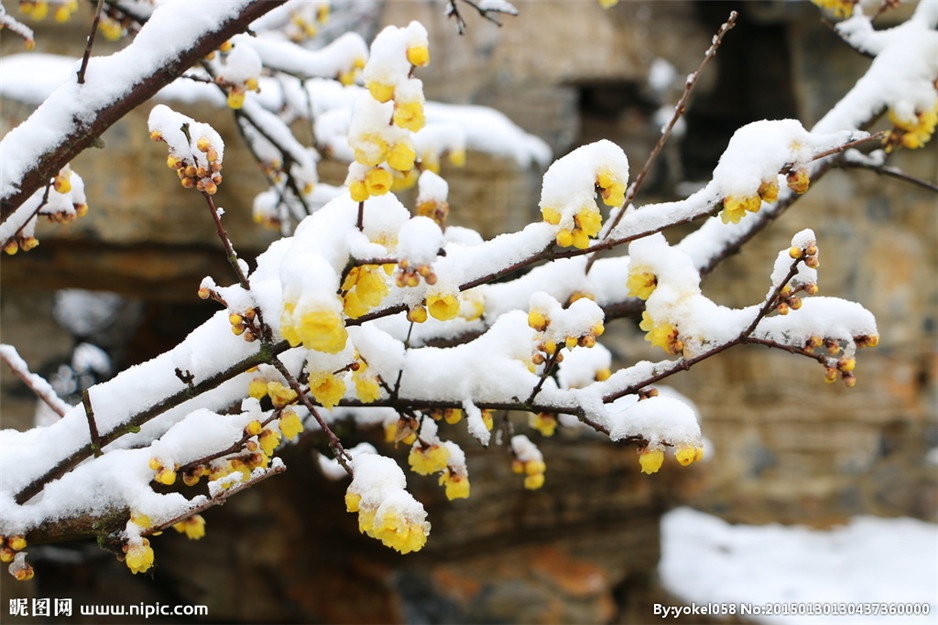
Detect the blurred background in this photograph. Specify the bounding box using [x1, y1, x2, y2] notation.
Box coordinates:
[1, 1, 935, 623]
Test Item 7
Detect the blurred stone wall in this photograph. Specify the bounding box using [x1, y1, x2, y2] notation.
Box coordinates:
[1, 1, 936, 624]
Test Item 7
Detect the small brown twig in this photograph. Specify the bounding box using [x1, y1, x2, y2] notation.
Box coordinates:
[81, 390, 103, 457]
[591, 10, 738, 267]
[143, 462, 287, 538]
[77, 0, 106, 84]
[266, 357, 353, 474]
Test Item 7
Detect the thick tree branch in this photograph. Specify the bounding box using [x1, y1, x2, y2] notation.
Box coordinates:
[0, 0, 286, 222]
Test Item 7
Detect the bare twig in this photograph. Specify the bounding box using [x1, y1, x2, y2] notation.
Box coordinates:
[843, 159, 938, 193]
[1, 0, 288, 221]
[0, 344, 71, 418]
[81, 390, 103, 457]
[266, 357, 353, 473]
[143, 462, 287, 538]
[593, 10, 738, 257]
[202, 192, 251, 292]
[77, 0, 106, 84]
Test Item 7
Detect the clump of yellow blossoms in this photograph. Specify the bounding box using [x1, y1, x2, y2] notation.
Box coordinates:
[408, 442, 450, 475]
[529, 412, 558, 437]
[720, 178, 781, 224]
[346, 453, 430, 554]
[638, 447, 665, 475]
[511, 435, 546, 490]
[886, 103, 938, 152]
[19, 0, 78, 22]
[342, 264, 390, 319]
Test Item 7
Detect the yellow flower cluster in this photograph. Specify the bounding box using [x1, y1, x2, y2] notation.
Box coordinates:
[19, 0, 77, 22]
[172, 514, 206, 540]
[151, 132, 223, 195]
[280, 301, 349, 353]
[99, 16, 125, 41]
[342, 264, 391, 319]
[639, 311, 683, 355]
[345, 492, 429, 554]
[148, 457, 178, 486]
[528, 303, 605, 366]
[674, 444, 705, 467]
[430, 408, 463, 424]
[887, 104, 938, 151]
[542, 205, 603, 249]
[512, 457, 547, 490]
[285, 1, 330, 41]
[0, 533, 26, 573]
[720, 178, 780, 224]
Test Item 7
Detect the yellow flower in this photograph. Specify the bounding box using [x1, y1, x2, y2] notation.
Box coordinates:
[481, 409, 494, 431]
[281, 304, 348, 353]
[527, 309, 549, 332]
[439, 470, 470, 500]
[172, 514, 206, 540]
[267, 381, 298, 409]
[355, 265, 389, 307]
[354, 373, 382, 403]
[154, 466, 177, 486]
[345, 491, 362, 513]
[309, 372, 346, 409]
[248, 378, 269, 400]
[6, 536, 27, 551]
[367, 81, 395, 103]
[368, 509, 428, 554]
[639, 447, 664, 474]
[598, 0, 619, 7]
[541, 207, 562, 225]
[227, 89, 246, 109]
[720, 194, 761, 224]
[279, 409, 304, 440]
[349, 178, 369, 202]
[639, 311, 682, 354]
[575, 207, 602, 238]
[259, 428, 281, 456]
[352, 134, 389, 167]
[365, 167, 394, 197]
[786, 168, 810, 194]
[426, 292, 459, 321]
[627, 266, 657, 300]
[99, 16, 124, 40]
[125, 539, 155, 575]
[674, 445, 704, 467]
[596, 169, 626, 207]
[529, 412, 558, 437]
[757, 178, 779, 203]
[888, 105, 938, 150]
[387, 141, 417, 172]
[406, 45, 430, 67]
[407, 305, 428, 323]
[443, 408, 462, 424]
[393, 100, 425, 132]
[408, 443, 451, 475]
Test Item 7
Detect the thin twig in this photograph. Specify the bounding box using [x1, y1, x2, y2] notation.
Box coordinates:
[843, 159, 938, 193]
[143, 462, 287, 538]
[591, 10, 738, 263]
[267, 357, 353, 474]
[0, 344, 71, 418]
[81, 390, 103, 457]
[77, 0, 106, 84]
[202, 192, 251, 291]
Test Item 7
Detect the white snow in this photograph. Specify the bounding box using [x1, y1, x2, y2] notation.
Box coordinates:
[661, 507, 938, 624]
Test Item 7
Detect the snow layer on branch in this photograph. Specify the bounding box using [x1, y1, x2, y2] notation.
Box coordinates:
[0, 0, 254, 200]
[753, 297, 877, 348]
[816, 2, 938, 133]
[607, 394, 702, 448]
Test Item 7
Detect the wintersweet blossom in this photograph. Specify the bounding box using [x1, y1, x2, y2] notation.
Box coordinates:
[640, 311, 683, 355]
[408, 443, 450, 475]
[426, 292, 460, 321]
[280, 302, 348, 353]
[626, 265, 657, 300]
[639, 447, 665, 475]
[309, 372, 346, 408]
[124, 538, 155, 575]
[172, 515, 206, 540]
[278, 409, 304, 440]
[439, 469, 470, 500]
[888, 103, 938, 150]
